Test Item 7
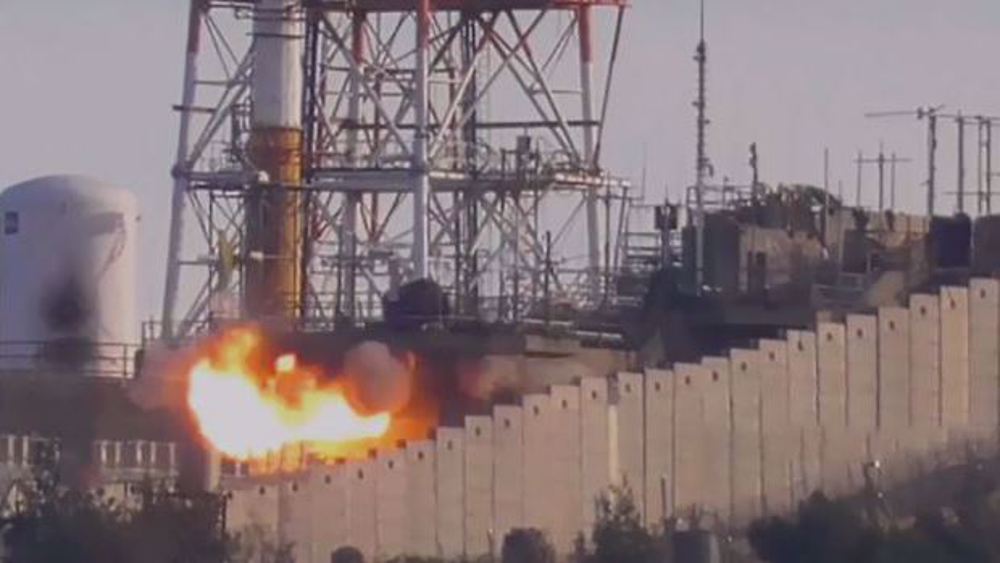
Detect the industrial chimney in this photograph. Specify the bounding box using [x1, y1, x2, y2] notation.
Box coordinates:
[246, 0, 305, 321]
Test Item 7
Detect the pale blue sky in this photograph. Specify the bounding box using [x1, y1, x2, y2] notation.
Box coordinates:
[2, 1, 999, 319]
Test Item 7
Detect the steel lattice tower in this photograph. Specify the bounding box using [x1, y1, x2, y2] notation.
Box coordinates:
[161, 0, 630, 339]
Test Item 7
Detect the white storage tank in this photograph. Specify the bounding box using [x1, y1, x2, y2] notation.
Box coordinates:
[0, 175, 139, 377]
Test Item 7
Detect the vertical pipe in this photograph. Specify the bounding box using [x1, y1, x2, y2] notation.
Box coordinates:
[412, 0, 432, 280]
[460, 15, 479, 314]
[162, 0, 204, 339]
[578, 5, 602, 300]
[247, 0, 305, 320]
[344, 10, 365, 318]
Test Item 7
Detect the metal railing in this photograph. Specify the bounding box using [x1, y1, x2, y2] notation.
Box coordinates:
[0, 341, 141, 379]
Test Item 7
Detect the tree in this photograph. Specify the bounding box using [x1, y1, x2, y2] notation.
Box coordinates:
[501, 528, 556, 563]
[748, 487, 1000, 563]
[590, 485, 661, 563]
[0, 444, 239, 563]
[332, 546, 366, 563]
[229, 522, 296, 563]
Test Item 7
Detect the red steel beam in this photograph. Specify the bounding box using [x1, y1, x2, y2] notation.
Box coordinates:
[296, 0, 629, 12]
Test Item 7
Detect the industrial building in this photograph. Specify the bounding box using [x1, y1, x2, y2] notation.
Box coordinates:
[2, 0, 1000, 562]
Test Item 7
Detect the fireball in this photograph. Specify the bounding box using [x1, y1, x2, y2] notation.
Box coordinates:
[186, 327, 392, 461]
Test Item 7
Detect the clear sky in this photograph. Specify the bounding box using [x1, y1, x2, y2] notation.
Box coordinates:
[2, 1, 999, 320]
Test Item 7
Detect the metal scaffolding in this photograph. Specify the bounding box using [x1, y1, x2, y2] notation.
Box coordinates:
[161, 0, 631, 339]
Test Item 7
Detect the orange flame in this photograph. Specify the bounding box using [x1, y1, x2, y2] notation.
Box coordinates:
[186, 327, 391, 461]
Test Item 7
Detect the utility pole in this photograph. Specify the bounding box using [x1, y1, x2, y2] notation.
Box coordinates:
[987, 119, 994, 214]
[977, 116, 997, 214]
[822, 147, 830, 242]
[855, 150, 864, 207]
[928, 108, 939, 216]
[889, 152, 912, 210]
[866, 106, 943, 216]
[856, 147, 911, 212]
[957, 112, 966, 213]
[937, 112, 999, 214]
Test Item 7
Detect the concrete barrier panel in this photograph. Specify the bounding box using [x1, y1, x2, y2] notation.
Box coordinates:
[730, 348, 762, 523]
[550, 385, 583, 549]
[910, 294, 941, 430]
[817, 322, 848, 429]
[787, 330, 821, 505]
[464, 416, 494, 557]
[492, 405, 524, 545]
[347, 459, 377, 559]
[866, 430, 908, 488]
[614, 372, 645, 514]
[819, 427, 866, 498]
[796, 425, 822, 503]
[278, 480, 310, 563]
[878, 307, 911, 431]
[643, 369, 673, 527]
[940, 286, 970, 429]
[969, 279, 1000, 434]
[434, 428, 465, 559]
[308, 465, 350, 563]
[405, 441, 437, 557]
[226, 480, 281, 550]
[759, 339, 792, 515]
[787, 330, 819, 428]
[846, 315, 878, 430]
[673, 363, 707, 519]
[523, 393, 553, 532]
[375, 449, 407, 559]
[580, 377, 613, 531]
[701, 356, 732, 522]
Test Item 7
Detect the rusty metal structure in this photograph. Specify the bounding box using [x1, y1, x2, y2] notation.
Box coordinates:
[160, 0, 632, 339]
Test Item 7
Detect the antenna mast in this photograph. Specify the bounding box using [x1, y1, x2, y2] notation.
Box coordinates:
[695, 0, 711, 186]
[693, 0, 710, 292]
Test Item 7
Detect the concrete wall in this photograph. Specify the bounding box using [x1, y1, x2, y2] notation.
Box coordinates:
[878, 307, 910, 431]
[643, 369, 672, 528]
[910, 294, 941, 430]
[940, 286, 970, 431]
[729, 348, 762, 524]
[224, 278, 1000, 562]
[817, 322, 848, 429]
[968, 279, 999, 435]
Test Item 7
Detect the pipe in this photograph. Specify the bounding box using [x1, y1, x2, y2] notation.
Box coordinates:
[161, 0, 204, 340]
[344, 11, 366, 318]
[578, 5, 601, 301]
[412, 0, 431, 280]
[247, 0, 305, 320]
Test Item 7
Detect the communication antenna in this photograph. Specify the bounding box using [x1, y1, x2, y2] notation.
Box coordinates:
[855, 145, 912, 212]
[866, 105, 944, 216]
[693, 0, 711, 292]
[978, 117, 996, 214]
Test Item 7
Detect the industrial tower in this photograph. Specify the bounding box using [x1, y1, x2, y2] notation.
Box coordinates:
[161, 0, 631, 339]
